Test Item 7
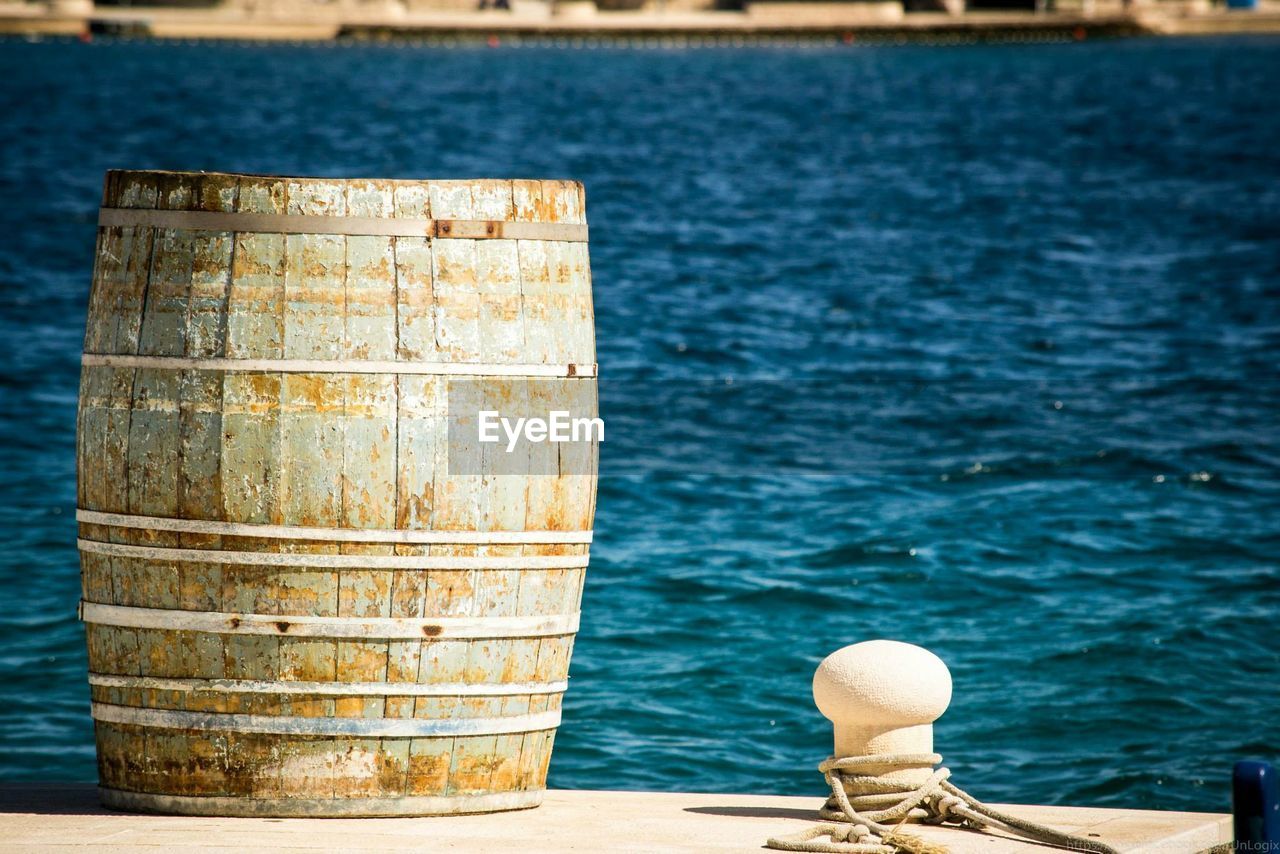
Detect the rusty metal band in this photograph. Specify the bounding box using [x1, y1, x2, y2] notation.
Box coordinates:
[80, 353, 598, 378]
[88, 673, 568, 697]
[80, 602, 581, 639]
[98, 207, 589, 242]
[77, 538, 590, 569]
[76, 509, 593, 545]
[91, 702, 562, 737]
[98, 788, 545, 817]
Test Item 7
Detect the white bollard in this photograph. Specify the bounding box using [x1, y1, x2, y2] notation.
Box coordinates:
[812, 640, 952, 786]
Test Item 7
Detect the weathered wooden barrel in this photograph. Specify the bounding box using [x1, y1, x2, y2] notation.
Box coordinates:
[76, 170, 597, 817]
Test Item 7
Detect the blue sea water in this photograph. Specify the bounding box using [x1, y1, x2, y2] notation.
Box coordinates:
[0, 35, 1278, 814]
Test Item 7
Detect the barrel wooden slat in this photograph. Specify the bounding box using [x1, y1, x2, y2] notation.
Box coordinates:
[78, 170, 596, 816]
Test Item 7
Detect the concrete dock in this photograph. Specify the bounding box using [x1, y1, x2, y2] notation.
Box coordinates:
[2, 784, 1232, 852]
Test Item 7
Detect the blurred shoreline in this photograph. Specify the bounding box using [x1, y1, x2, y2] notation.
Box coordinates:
[4, 0, 1280, 43]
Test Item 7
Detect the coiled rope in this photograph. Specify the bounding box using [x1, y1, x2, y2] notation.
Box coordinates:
[766, 754, 1120, 854]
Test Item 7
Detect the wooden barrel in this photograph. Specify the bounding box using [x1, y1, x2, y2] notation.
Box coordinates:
[76, 171, 597, 817]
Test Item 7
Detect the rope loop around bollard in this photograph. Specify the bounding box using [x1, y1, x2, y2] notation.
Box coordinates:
[766, 753, 1121, 854]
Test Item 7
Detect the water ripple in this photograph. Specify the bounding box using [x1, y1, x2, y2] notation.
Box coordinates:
[0, 37, 1277, 813]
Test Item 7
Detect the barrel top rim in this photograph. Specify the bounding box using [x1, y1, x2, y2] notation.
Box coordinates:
[103, 169, 586, 190]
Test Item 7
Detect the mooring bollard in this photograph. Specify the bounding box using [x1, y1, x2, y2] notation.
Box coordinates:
[812, 639, 952, 787]
[769, 640, 1122, 854]
[1233, 760, 1280, 851]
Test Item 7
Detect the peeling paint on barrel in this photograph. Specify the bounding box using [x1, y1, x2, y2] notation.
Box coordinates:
[77, 171, 596, 816]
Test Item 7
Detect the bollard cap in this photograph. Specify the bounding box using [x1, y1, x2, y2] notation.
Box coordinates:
[812, 640, 952, 730]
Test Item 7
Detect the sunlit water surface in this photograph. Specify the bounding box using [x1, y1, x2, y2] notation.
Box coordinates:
[1, 36, 1278, 811]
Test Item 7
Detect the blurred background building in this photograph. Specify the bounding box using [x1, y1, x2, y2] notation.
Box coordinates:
[9, 0, 1263, 20]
